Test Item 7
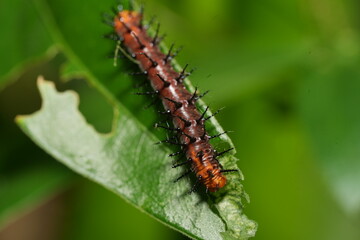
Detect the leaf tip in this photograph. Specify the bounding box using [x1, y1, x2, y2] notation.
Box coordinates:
[36, 75, 56, 93]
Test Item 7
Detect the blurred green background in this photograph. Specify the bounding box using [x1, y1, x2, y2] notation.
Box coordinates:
[1, 0, 360, 239]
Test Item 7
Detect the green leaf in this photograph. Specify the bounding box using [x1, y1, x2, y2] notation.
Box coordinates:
[0, 0, 54, 90]
[17, 76, 256, 239]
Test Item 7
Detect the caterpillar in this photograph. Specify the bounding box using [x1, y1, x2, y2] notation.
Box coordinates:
[105, 7, 237, 192]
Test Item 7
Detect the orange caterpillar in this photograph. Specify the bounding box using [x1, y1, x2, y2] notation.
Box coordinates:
[106, 9, 236, 192]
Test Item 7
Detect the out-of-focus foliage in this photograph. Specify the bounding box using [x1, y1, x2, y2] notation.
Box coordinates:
[1, 0, 360, 239]
[0, 0, 53, 89]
